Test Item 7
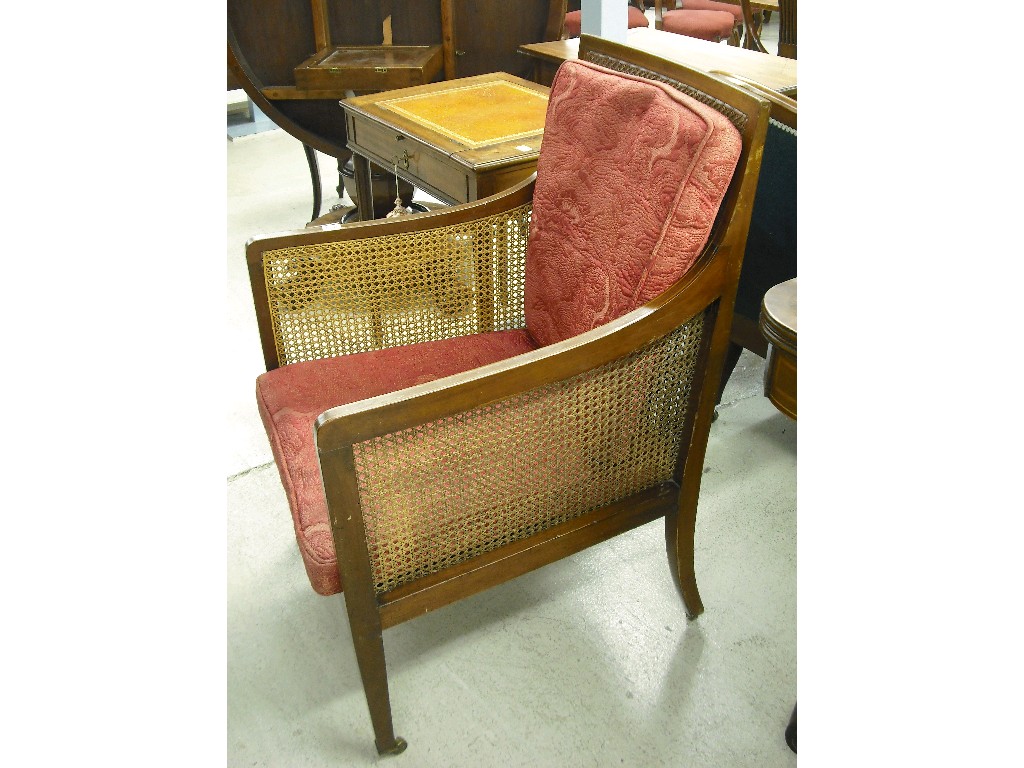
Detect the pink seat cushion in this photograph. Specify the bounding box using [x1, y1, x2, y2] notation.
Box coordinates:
[680, 0, 743, 22]
[563, 7, 649, 38]
[662, 9, 736, 40]
[524, 59, 743, 347]
[256, 329, 538, 595]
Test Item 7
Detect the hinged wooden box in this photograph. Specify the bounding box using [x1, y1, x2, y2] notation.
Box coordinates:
[293, 45, 444, 93]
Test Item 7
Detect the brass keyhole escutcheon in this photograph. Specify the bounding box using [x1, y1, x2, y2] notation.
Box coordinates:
[393, 149, 410, 170]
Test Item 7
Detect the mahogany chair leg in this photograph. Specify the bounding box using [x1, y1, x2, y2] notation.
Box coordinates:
[323, 449, 407, 755]
[665, 502, 705, 619]
[345, 605, 407, 755]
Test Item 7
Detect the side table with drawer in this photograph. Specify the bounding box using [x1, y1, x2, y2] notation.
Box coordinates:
[341, 72, 550, 220]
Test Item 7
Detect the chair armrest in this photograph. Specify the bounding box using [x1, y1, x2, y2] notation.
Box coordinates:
[314, 252, 729, 599]
[709, 71, 797, 130]
[247, 177, 535, 371]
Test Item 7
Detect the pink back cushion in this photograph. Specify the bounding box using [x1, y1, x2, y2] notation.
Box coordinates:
[524, 60, 742, 347]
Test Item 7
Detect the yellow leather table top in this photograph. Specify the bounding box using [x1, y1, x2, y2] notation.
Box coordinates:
[378, 81, 548, 149]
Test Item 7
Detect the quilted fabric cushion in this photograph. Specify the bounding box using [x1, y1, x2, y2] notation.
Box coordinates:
[256, 329, 538, 595]
[662, 9, 736, 40]
[680, 0, 744, 23]
[524, 60, 743, 347]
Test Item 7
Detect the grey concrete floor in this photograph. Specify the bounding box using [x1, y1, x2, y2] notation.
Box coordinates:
[226, 37, 797, 764]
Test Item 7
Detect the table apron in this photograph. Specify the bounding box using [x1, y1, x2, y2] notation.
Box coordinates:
[346, 113, 470, 205]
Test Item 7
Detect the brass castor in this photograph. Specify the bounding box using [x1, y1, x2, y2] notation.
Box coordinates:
[376, 736, 408, 756]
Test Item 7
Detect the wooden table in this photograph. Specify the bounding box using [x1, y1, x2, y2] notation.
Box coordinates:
[341, 72, 549, 220]
[759, 275, 796, 754]
[716, 0, 782, 51]
[519, 27, 797, 95]
[760, 277, 796, 421]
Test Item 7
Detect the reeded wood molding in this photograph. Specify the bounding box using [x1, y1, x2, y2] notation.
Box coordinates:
[778, 0, 796, 58]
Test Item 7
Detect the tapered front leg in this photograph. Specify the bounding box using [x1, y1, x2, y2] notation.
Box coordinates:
[321, 445, 407, 755]
[345, 611, 407, 755]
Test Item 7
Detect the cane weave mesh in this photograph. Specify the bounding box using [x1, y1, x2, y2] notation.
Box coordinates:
[352, 310, 707, 594]
[262, 204, 532, 366]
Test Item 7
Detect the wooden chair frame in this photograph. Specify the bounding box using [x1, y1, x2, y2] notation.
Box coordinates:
[739, 0, 796, 58]
[739, 0, 769, 53]
[246, 35, 770, 755]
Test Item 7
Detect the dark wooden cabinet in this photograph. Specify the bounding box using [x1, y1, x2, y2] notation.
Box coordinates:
[441, 0, 565, 80]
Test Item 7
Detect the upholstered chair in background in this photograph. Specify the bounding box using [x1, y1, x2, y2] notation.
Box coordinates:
[652, 0, 738, 42]
[778, 0, 797, 58]
[739, 0, 797, 57]
[674, 0, 744, 44]
[246, 36, 770, 755]
[562, 1, 650, 38]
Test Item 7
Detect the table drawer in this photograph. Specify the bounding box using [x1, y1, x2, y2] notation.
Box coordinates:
[347, 115, 470, 204]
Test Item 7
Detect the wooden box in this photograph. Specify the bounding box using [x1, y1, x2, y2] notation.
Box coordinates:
[293, 45, 444, 94]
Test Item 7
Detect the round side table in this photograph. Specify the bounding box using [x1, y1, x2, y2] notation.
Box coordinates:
[760, 277, 797, 420]
[759, 276, 797, 754]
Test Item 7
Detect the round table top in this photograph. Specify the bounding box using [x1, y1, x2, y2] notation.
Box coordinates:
[760, 277, 796, 354]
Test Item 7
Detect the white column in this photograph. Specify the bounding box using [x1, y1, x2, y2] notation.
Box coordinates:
[580, 0, 628, 43]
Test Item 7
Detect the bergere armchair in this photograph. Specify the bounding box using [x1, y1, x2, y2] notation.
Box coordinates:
[247, 35, 770, 755]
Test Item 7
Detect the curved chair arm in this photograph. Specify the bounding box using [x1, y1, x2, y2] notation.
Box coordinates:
[246, 178, 536, 371]
[316, 246, 729, 449]
[314, 239, 734, 623]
